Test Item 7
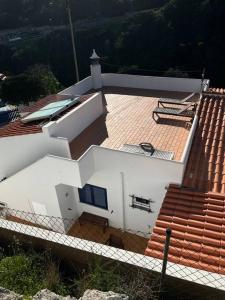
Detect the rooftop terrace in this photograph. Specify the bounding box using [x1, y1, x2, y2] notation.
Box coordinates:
[70, 87, 197, 161]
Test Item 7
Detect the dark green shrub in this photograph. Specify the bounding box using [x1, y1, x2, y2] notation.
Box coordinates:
[0, 249, 67, 296]
[75, 259, 120, 297]
[0, 255, 44, 295]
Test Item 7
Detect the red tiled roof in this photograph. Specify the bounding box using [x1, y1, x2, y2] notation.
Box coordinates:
[145, 185, 225, 275]
[0, 120, 42, 138]
[206, 88, 225, 95]
[183, 94, 225, 193]
[0, 93, 93, 138]
[146, 89, 225, 275]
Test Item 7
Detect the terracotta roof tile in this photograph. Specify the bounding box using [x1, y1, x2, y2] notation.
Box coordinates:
[146, 88, 225, 275]
[183, 93, 225, 193]
[206, 88, 225, 95]
[146, 185, 225, 274]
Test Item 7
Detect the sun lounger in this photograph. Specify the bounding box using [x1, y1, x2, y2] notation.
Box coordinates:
[152, 103, 196, 121]
[158, 93, 196, 107]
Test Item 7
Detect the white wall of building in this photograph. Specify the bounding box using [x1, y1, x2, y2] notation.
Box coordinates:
[102, 73, 209, 93]
[59, 76, 93, 96]
[0, 156, 78, 213]
[0, 146, 184, 234]
[181, 115, 199, 174]
[0, 65, 200, 233]
[83, 147, 184, 233]
[0, 133, 71, 180]
[58, 69, 209, 98]
[0, 155, 92, 233]
[0, 93, 103, 180]
[44, 93, 103, 142]
[56, 184, 79, 231]
[56, 184, 78, 219]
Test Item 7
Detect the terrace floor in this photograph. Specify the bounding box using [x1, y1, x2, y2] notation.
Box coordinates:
[68, 220, 148, 254]
[70, 87, 196, 161]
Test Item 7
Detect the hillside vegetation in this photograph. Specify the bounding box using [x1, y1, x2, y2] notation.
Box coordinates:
[0, 0, 167, 30]
[0, 0, 225, 101]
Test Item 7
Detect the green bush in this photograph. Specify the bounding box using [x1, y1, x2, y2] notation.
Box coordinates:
[0, 255, 44, 295]
[0, 251, 67, 297]
[75, 259, 120, 297]
[0, 241, 159, 299]
[75, 258, 159, 300]
[1, 64, 61, 104]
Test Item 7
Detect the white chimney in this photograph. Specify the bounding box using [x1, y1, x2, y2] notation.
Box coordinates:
[90, 49, 102, 90]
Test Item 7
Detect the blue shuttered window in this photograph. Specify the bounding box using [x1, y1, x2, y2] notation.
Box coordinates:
[78, 184, 108, 210]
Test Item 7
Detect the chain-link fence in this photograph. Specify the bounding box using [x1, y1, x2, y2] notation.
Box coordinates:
[0, 207, 150, 254]
[0, 207, 225, 300]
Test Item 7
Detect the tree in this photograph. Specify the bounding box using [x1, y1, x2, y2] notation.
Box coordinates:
[1, 64, 61, 104]
[25, 64, 61, 98]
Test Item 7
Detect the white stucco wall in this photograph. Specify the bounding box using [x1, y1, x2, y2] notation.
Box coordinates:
[80, 147, 184, 233]
[0, 133, 71, 180]
[102, 73, 209, 93]
[44, 93, 103, 142]
[0, 154, 93, 232]
[0, 146, 184, 234]
[58, 72, 209, 97]
[56, 184, 79, 231]
[0, 156, 79, 212]
[59, 76, 93, 96]
[181, 115, 199, 175]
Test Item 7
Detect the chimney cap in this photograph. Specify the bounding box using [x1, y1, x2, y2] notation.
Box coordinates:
[90, 49, 100, 60]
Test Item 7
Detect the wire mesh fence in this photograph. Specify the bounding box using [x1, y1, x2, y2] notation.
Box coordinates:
[0, 207, 150, 254]
[0, 207, 225, 299]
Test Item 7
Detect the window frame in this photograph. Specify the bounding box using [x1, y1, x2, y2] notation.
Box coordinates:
[78, 184, 108, 210]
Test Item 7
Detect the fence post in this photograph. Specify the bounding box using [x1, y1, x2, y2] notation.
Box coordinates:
[159, 228, 172, 299]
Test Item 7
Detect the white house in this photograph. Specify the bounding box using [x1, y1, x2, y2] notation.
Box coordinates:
[0, 50, 209, 234]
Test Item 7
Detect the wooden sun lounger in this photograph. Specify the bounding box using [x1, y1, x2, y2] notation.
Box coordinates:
[157, 93, 196, 107]
[152, 103, 196, 122]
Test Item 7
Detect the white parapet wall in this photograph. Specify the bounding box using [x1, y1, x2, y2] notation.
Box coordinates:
[102, 73, 209, 93]
[181, 115, 199, 173]
[0, 133, 71, 180]
[43, 92, 103, 142]
[59, 76, 93, 96]
[58, 73, 210, 97]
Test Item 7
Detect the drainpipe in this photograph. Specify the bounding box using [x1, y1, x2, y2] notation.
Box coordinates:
[120, 172, 126, 231]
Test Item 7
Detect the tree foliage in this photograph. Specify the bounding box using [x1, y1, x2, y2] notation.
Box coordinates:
[0, 0, 167, 30]
[0, 0, 225, 88]
[1, 64, 61, 104]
